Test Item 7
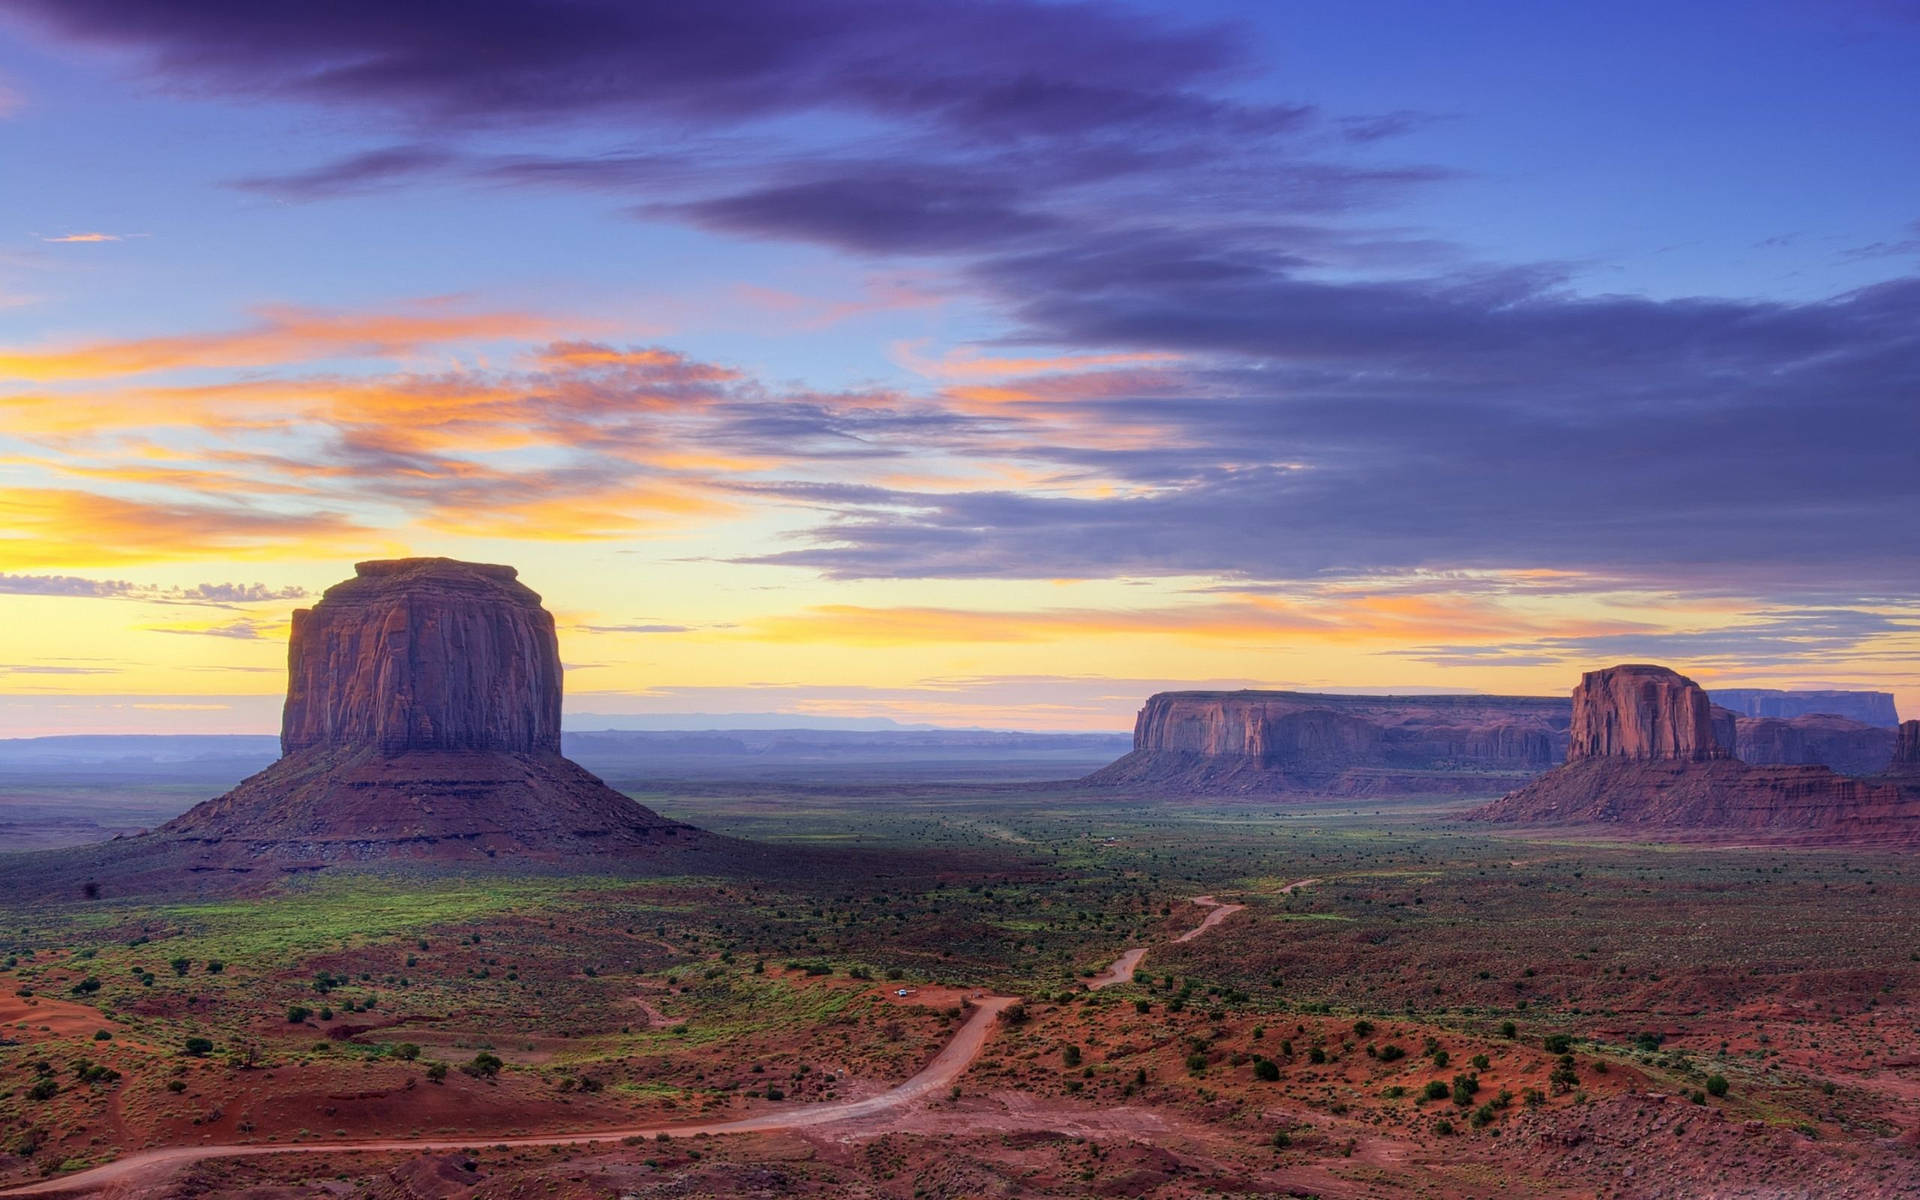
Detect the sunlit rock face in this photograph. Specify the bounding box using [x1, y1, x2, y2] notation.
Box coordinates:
[280, 558, 563, 756]
[1084, 690, 1570, 794]
[1474, 663, 1920, 844]
[1567, 664, 1733, 763]
[148, 557, 699, 868]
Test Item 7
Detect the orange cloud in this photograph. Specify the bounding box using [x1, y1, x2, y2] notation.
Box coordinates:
[742, 593, 1653, 649]
[38, 232, 124, 244]
[0, 301, 561, 381]
[0, 487, 382, 568]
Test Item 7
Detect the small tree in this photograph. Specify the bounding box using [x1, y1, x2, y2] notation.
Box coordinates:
[463, 1051, 503, 1078]
[183, 1036, 214, 1057]
[1254, 1059, 1280, 1082]
[1706, 1074, 1729, 1098]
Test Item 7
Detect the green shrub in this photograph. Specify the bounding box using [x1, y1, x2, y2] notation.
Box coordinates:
[463, 1052, 503, 1078]
[183, 1037, 214, 1056]
[1706, 1074, 1729, 1098]
[1422, 1080, 1449, 1102]
[1254, 1059, 1280, 1082]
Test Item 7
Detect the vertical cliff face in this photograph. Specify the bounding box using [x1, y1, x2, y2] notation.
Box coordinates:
[1088, 690, 1571, 793]
[1567, 665, 1733, 762]
[1896, 721, 1920, 772]
[1475, 663, 1920, 842]
[149, 557, 700, 870]
[280, 558, 563, 757]
[1735, 714, 1898, 777]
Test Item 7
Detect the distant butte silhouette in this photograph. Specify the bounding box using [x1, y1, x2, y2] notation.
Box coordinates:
[155, 558, 701, 868]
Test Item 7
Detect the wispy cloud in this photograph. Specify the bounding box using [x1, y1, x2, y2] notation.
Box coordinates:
[0, 299, 558, 381]
[0, 573, 307, 603]
[36, 232, 130, 244]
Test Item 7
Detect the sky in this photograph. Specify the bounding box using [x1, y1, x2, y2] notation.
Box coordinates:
[0, 0, 1916, 735]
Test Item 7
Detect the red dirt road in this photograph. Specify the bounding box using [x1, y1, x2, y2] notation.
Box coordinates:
[0, 996, 1017, 1197]
[1091, 880, 1314, 989]
[4, 880, 1315, 1196]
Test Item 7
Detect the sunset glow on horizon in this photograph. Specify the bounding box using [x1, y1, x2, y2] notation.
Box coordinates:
[2, 1, 1916, 734]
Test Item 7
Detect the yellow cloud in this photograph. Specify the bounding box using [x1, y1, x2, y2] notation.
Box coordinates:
[0, 487, 383, 568]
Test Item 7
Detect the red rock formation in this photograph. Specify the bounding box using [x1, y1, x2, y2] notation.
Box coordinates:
[1474, 663, 1920, 844]
[281, 558, 562, 756]
[150, 557, 704, 868]
[1735, 714, 1897, 777]
[1568, 665, 1731, 762]
[1893, 721, 1920, 775]
[1086, 690, 1570, 794]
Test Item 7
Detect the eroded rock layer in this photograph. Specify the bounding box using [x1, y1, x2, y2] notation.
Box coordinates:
[1471, 759, 1920, 844]
[1475, 663, 1920, 843]
[1568, 665, 1732, 762]
[1085, 690, 1571, 794]
[281, 558, 562, 756]
[1894, 721, 1920, 775]
[143, 557, 705, 868]
[1734, 714, 1897, 777]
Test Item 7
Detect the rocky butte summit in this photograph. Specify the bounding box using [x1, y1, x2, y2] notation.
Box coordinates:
[151, 558, 702, 869]
[1472, 664, 1920, 844]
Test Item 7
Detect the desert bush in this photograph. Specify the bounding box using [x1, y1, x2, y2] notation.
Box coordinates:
[463, 1052, 503, 1078]
[1706, 1074, 1729, 1098]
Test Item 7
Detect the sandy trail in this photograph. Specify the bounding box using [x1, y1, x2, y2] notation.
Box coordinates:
[0, 998, 1015, 1197]
[1090, 878, 1313, 990]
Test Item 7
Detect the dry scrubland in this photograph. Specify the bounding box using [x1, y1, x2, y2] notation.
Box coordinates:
[3, 786, 1919, 1197]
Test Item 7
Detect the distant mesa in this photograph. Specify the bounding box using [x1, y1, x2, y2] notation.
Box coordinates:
[1473, 664, 1920, 843]
[1711, 687, 1900, 729]
[149, 558, 706, 870]
[1082, 678, 1903, 798]
[1733, 713, 1897, 778]
[1083, 690, 1571, 795]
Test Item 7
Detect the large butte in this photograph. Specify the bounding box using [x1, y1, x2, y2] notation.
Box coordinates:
[154, 557, 704, 868]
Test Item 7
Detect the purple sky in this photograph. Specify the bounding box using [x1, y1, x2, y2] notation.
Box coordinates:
[0, 0, 1916, 732]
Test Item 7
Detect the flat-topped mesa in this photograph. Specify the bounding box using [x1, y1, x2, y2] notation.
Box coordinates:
[1712, 687, 1900, 729]
[1086, 690, 1571, 794]
[1568, 664, 1734, 763]
[280, 557, 562, 757]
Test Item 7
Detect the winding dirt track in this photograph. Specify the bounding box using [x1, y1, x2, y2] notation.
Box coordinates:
[3, 880, 1315, 1197]
[1091, 878, 1316, 989]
